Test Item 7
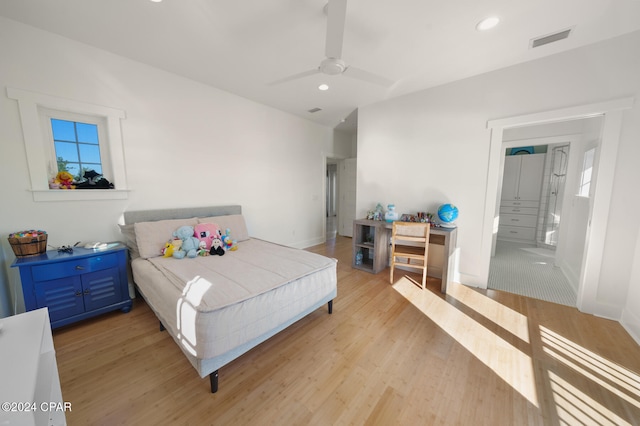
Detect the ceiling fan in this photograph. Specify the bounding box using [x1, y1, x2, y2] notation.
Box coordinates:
[269, 0, 394, 87]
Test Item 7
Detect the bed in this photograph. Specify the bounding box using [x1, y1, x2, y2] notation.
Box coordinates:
[120, 205, 337, 393]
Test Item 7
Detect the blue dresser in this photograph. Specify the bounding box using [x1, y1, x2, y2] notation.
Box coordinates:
[11, 243, 132, 329]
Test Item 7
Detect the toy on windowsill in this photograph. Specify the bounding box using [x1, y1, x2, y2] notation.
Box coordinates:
[49, 171, 76, 189]
[74, 170, 114, 189]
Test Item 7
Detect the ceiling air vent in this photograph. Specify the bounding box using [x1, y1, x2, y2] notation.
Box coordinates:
[307, 107, 322, 113]
[530, 28, 572, 49]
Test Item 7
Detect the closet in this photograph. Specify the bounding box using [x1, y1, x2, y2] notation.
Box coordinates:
[498, 153, 545, 243]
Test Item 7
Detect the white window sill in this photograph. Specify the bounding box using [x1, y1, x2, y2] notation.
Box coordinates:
[31, 189, 130, 202]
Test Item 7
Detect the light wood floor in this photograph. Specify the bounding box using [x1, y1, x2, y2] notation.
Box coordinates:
[52, 236, 640, 425]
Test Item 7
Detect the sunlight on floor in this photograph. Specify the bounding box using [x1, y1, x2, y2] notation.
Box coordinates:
[446, 281, 530, 343]
[392, 277, 539, 407]
[541, 326, 640, 412]
[549, 371, 631, 425]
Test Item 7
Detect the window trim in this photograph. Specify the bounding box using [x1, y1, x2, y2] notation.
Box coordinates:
[7, 87, 129, 202]
[577, 147, 596, 198]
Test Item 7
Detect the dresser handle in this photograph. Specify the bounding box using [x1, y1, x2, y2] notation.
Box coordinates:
[511, 219, 519, 222]
[512, 209, 520, 212]
[75, 265, 84, 270]
[84, 289, 90, 295]
[75, 291, 82, 297]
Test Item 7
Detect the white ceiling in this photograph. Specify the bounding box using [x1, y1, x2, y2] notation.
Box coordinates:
[2, 0, 640, 132]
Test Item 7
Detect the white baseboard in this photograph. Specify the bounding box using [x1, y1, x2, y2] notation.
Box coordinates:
[458, 273, 487, 289]
[621, 307, 640, 346]
[558, 260, 579, 294]
[297, 236, 326, 250]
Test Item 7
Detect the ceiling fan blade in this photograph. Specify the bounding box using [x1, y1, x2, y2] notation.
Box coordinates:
[343, 66, 394, 87]
[325, 0, 347, 59]
[268, 68, 320, 86]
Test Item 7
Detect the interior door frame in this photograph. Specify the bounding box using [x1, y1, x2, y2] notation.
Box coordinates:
[481, 97, 633, 314]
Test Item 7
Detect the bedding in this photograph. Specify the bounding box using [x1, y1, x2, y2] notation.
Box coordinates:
[122, 206, 337, 393]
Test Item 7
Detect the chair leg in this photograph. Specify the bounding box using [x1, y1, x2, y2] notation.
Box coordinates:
[390, 261, 395, 284]
[421, 267, 427, 290]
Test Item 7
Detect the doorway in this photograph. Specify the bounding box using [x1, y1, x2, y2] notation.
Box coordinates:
[326, 162, 338, 240]
[489, 135, 580, 307]
[482, 97, 632, 314]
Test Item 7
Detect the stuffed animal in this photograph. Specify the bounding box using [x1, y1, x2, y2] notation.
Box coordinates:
[210, 235, 225, 256]
[50, 171, 75, 189]
[194, 223, 223, 251]
[74, 169, 115, 189]
[161, 239, 182, 258]
[197, 240, 209, 256]
[223, 229, 238, 251]
[172, 225, 199, 259]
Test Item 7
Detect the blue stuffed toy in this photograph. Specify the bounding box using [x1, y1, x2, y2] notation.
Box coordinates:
[223, 228, 238, 251]
[172, 225, 200, 259]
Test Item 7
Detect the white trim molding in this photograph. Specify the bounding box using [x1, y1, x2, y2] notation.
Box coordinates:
[482, 97, 634, 316]
[6, 87, 129, 202]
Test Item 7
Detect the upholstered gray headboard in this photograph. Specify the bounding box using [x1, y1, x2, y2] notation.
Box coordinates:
[123, 205, 242, 225]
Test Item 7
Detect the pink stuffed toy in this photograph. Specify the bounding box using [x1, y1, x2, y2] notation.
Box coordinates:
[194, 223, 223, 250]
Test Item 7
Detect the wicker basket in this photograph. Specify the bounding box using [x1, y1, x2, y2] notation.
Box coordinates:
[8, 233, 48, 257]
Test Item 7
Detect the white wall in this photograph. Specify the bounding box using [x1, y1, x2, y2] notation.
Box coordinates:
[332, 129, 356, 158]
[0, 17, 335, 316]
[622, 227, 640, 343]
[358, 30, 640, 333]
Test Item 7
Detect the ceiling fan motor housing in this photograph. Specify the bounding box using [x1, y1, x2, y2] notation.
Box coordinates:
[320, 57, 346, 75]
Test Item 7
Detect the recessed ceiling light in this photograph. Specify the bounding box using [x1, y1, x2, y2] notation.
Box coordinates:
[150, 0, 162, 3]
[318, 84, 329, 91]
[476, 16, 500, 31]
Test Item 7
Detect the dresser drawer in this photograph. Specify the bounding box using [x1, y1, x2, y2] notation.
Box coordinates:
[498, 226, 536, 241]
[31, 253, 119, 282]
[499, 206, 538, 215]
[500, 214, 537, 228]
[501, 200, 539, 209]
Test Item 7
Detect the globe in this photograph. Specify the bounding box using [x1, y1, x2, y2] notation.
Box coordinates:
[437, 204, 459, 227]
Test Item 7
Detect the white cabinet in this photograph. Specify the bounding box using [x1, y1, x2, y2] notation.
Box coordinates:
[499, 154, 545, 243]
[501, 154, 545, 201]
[0, 308, 67, 426]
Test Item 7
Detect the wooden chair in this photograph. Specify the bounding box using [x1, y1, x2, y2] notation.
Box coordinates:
[389, 222, 430, 289]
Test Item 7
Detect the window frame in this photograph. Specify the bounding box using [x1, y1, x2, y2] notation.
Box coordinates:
[41, 108, 111, 183]
[8, 87, 129, 201]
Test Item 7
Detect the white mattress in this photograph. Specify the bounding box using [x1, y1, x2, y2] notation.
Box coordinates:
[131, 239, 337, 362]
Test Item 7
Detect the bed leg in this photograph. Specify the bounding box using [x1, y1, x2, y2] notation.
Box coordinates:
[159, 321, 165, 332]
[210, 370, 219, 393]
[328, 300, 333, 314]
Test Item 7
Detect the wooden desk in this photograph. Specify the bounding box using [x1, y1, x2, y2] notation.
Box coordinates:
[352, 219, 457, 293]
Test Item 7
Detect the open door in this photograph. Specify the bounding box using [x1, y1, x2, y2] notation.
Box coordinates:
[338, 158, 357, 237]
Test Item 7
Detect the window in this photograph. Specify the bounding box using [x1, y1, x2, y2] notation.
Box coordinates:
[52, 118, 102, 179]
[578, 148, 595, 197]
[40, 108, 112, 185]
[8, 87, 128, 201]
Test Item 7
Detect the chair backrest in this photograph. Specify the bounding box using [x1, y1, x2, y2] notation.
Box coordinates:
[392, 222, 430, 244]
